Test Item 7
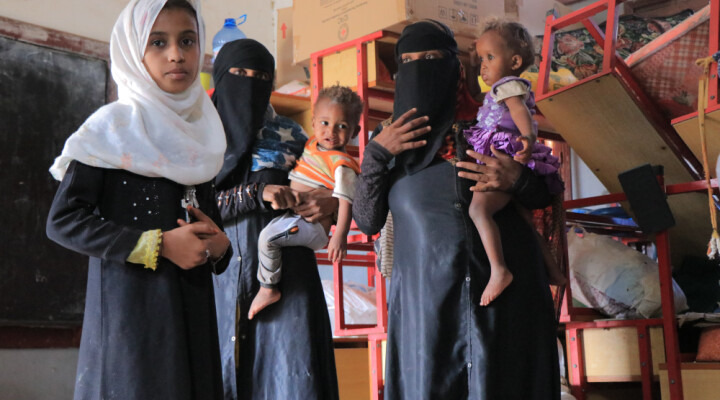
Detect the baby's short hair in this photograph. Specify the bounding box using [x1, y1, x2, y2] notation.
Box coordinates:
[482, 18, 534, 73]
[315, 85, 364, 128]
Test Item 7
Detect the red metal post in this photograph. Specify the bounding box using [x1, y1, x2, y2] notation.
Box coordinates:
[333, 259, 345, 335]
[636, 324, 654, 400]
[357, 42, 370, 160]
[374, 268, 388, 332]
[666, 178, 719, 194]
[367, 267, 375, 287]
[311, 55, 322, 109]
[537, 13, 556, 98]
[709, 0, 719, 107]
[581, 18, 605, 48]
[566, 328, 587, 400]
[564, 193, 627, 209]
[368, 334, 386, 400]
[602, 0, 619, 74]
[656, 230, 684, 399]
[549, 1, 611, 30]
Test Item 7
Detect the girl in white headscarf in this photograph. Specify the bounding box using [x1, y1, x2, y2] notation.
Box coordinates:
[46, 1, 229, 399]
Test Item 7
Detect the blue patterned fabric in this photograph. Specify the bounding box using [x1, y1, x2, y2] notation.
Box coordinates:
[250, 107, 308, 172]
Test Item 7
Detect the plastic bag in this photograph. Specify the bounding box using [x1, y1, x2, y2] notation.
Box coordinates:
[322, 280, 377, 334]
[567, 227, 688, 318]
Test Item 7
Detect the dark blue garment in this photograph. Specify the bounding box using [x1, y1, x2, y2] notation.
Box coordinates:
[213, 168, 339, 400]
[354, 141, 560, 400]
[46, 161, 227, 400]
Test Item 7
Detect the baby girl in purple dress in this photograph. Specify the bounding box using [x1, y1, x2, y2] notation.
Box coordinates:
[465, 19, 565, 306]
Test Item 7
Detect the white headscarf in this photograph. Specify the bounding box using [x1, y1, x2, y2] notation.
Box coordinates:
[49, 0, 226, 185]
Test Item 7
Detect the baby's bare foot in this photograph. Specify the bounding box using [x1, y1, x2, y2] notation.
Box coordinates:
[480, 267, 513, 306]
[248, 287, 281, 319]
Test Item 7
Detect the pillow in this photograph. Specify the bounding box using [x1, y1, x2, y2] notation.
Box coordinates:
[696, 326, 720, 361]
[567, 227, 688, 318]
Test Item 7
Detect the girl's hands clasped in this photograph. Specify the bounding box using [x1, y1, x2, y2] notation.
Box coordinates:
[373, 108, 431, 156]
[162, 206, 230, 270]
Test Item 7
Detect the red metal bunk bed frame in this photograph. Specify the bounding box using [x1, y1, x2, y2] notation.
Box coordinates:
[560, 179, 718, 400]
[671, 0, 720, 127]
[537, 0, 704, 181]
[538, 0, 720, 399]
[310, 31, 394, 400]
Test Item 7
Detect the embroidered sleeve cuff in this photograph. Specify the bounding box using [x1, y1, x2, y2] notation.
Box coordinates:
[126, 229, 162, 271]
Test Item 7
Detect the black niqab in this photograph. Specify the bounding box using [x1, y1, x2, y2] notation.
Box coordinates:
[393, 20, 460, 175]
[212, 39, 275, 189]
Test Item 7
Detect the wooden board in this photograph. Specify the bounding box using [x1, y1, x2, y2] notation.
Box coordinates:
[672, 108, 720, 178]
[0, 34, 107, 325]
[270, 92, 310, 116]
[658, 362, 720, 400]
[537, 73, 709, 262]
[269, 92, 312, 134]
[321, 40, 397, 93]
[335, 347, 371, 400]
[381, 339, 386, 380]
[580, 326, 665, 381]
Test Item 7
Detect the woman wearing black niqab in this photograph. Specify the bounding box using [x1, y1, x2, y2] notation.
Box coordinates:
[353, 20, 560, 399]
[211, 38, 340, 400]
[212, 38, 274, 189]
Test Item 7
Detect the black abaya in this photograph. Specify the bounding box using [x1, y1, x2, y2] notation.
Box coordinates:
[354, 141, 560, 400]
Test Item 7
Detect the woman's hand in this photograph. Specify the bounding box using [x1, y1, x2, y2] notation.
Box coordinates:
[165, 206, 230, 269]
[263, 184, 301, 210]
[456, 146, 523, 192]
[293, 188, 338, 223]
[373, 108, 431, 156]
[162, 218, 218, 270]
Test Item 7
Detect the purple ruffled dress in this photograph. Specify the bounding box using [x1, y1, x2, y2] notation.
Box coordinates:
[464, 76, 564, 194]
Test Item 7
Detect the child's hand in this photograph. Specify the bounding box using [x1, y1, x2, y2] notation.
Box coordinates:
[262, 184, 301, 210]
[162, 221, 217, 270]
[326, 234, 347, 264]
[514, 136, 535, 164]
[293, 188, 338, 223]
[177, 206, 230, 264]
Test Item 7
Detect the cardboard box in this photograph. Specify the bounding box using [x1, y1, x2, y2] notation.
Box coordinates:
[276, 7, 310, 87]
[292, 0, 501, 62]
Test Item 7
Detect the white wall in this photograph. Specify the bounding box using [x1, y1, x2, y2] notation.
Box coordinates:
[571, 150, 609, 200]
[0, 1, 610, 398]
[0, 349, 78, 400]
[0, 0, 277, 58]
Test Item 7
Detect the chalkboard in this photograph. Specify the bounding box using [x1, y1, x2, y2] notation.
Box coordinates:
[0, 35, 108, 325]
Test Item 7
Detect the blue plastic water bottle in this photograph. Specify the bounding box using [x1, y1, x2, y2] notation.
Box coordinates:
[212, 15, 247, 62]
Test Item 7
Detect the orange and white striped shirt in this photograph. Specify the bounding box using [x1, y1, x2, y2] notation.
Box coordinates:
[289, 138, 361, 203]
